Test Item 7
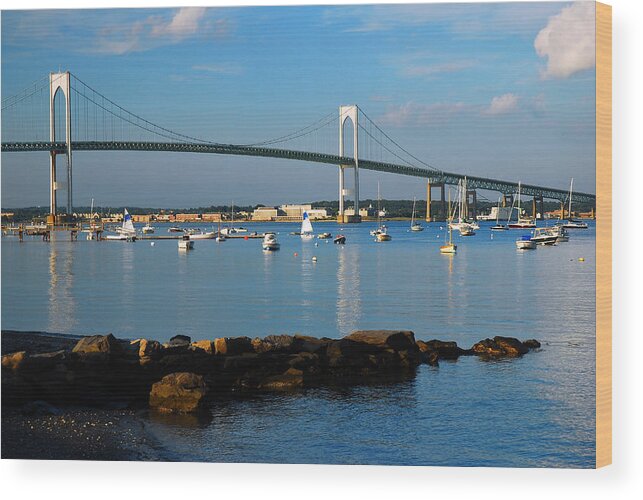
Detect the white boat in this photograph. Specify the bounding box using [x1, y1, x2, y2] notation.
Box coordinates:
[188, 231, 216, 240]
[560, 178, 589, 228]
[449, 178, 478, 232]
[317, 232, 332, 239]
[551, 224, 569, 242]
[459, 222, 476, 236]
[142, 222, 155, 234]
[168, 227, 182, 233]
[410, 197, 424, 232]
[516, 235, 536, 249]
[530, 227, 558, 245]
[178, 235, 194, 250]
[104, 209, 137, 241]
[440, 189, 457, 254]
[508, 182, 536, 229]
[301, 211, 314, 239]
[262, 232, 280, 251]
[374, 182, 392, 242]
[221, 201, 248, 235]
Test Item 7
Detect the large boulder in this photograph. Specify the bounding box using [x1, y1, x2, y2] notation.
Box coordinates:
[149, 372, 207, 413]
[258, 368, 304, 391]
[214, 336, 253, 356]
[166, 334, 191, 349]
[416, 340, 469, 364]
[523, 339, 541, 349]
[344, 330, 417, 351]
[137, 339, 162, 365]
[2, 351, 27, 372]
[191, 340, 215, 355]
[72, 334, 121, 355]
[472, 336, 530, 358]
[291, 335, 329, 353]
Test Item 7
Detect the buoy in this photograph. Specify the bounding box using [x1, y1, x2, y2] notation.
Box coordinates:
[294, 252, 298, 257]
[150, 242, 155, 246]
[312, 256, 317, 262]
[315, 242, 319, 247]
[244, 236, 249, 240]
[578, 257, 585, 262]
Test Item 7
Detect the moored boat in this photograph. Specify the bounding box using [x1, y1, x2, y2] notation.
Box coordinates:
[178, 235, 194, 250]
[516, 235, 536, 249]
[262, 232, 280, 251]
[333, 234, 346, 244]
[318, 232, 332, 239]
[300, 211, 315, 239]
[530, 227, 557, 245]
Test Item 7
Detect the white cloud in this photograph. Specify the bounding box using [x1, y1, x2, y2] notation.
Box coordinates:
[534, 2, 595, 79]
[484, 94, 519, 115]
[192, 63, 243, 75]
[379, 101, 469, 127]
[151, 8, 207, 39]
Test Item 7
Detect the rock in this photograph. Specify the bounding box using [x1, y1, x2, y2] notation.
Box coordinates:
[149, 372, 207, 413]
[2, 351, 27, 372]
[191, 340, 215, 354]
[23, 350, 67, 372]
[471, 337, 529, 358]
[138, 339, 162, 363]
[251, 335, 294, 353]
[21, 400, 62, 417]
[344, 330, 417, 351]
[214, 336, 253, 356]
[523, 339, 541, 349]
[167, 334, 191, 348]
[72, 334, 121, 355]
[291, 335, 329, 353]
[258, 368, 304, 391]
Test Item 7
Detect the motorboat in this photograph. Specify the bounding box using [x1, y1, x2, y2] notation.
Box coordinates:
[459, 222, 476, 236]
[262, 232, 280, 251]
[300, 211, 315, 239]
[491, 224, 508, 231]
[142, 223, 155, 234]
[516, 235, 536, 249]
[552, 225, 570, 242]
[187, 231, 216, 240]
[317, 232, 332, 239]
[168, 227, 183, 233]
[530, 227, 558, 245]
[178, 235, 194, 250]
[333, 234, 346, 244]
[375, 229, 392, 242]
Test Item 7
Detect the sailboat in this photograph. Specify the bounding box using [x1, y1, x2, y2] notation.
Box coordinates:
[220, 201, 248, 235]
[559, 178, 589, 229]
[104, 209, 137, 241]
[142, 217, 155, 234]
[491, 195, 509, 230]
[440, 189, 457, 254]
[410, 197, 424, 232]
[85, 198, 101, 240]
[449, 178, 476, 235]
[301, 211, 315, 239]
[508, 182, 536, 229]
[373, 182, 392, 241]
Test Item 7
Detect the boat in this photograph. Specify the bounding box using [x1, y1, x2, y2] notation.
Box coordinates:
[178, 235, 194, 250]
[221, 201, 248, 235]
[560, 178, 589, 228]
[410, 197, 424, 232]
[491, 195, 509, 230]
[168, 227, 183, 233]
[551, 225, 569, 242]
[142, 221, 155, 234]
[516, 235, 536, 249]
[333, 234, 346, 244]
[301, 211, 315, 239]
[508, 182, 536, 229]
[262, 232, 280, 251]
[317, 232, 332, 239]
[188, 231, 216, 240]
[449, 178, 478, 232]
[530, 227, 558, 245]
[104, 209, 137, 241]
[374, 182, 392, 242]
[440, 189, 457, 254]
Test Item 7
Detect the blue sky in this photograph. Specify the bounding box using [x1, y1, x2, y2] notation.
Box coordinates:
[1, 2, 596, 208]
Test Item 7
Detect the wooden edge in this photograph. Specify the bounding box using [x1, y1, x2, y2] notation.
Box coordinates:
[595, 1, 612, 469]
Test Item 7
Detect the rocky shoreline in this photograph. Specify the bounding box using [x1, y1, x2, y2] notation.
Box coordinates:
[2, 329, 540, 460]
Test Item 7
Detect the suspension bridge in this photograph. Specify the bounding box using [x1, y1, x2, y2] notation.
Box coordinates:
[1, 71, 595, 222]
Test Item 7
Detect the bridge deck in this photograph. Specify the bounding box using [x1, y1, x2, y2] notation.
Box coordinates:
[0, 141, 596, 203]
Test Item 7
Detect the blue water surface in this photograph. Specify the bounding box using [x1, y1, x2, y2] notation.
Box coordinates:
[1, 220, 596, 467]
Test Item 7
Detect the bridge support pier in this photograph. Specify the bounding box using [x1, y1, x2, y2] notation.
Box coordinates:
[466, 189, 477, 220]
[426, 181, 446, 221]
[49, 71, 73, 217]
[337, 105, 361, 224]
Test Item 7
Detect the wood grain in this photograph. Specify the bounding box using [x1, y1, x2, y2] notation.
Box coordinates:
[595, 1, 612, 469]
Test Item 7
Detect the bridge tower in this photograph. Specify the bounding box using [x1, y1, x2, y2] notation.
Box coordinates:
[338, 105, 361, 223]
[49, 71, 73, 220]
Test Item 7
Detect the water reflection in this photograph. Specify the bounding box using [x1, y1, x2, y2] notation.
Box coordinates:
[336, 245, 361, 335]
[48, 243, 76, 332]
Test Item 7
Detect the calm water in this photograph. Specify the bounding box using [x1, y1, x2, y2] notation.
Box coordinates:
[1, 220, 596, 467]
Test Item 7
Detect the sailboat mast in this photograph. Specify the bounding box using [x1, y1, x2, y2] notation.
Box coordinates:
[568, 178, 574, 218]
